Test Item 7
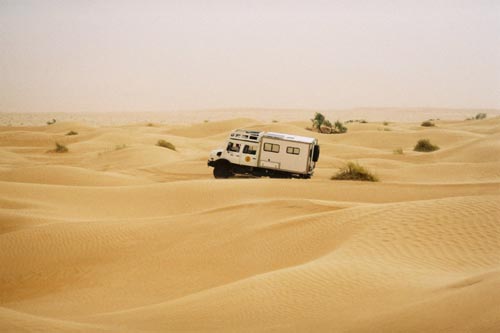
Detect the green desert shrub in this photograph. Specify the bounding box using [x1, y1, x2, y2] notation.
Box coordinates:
[414, 139, 439, 152]
[157, 139, 176, 151]
[332, 120, 347, 134]
[66, 130, 78, 136]
[311, 112, 326, 132]
[421, 120, 435, 127]
[322, 119, 332, 133]
[323, 119, 348, 134]
[331, 162, 378, 182]
[309, 113, 347, 134]
[383, 121, 389, 126]
[475, 113, 487, 120]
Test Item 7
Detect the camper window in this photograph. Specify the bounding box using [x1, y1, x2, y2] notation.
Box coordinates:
[264, 143, 280, 153]
[286, 147, 300, 155]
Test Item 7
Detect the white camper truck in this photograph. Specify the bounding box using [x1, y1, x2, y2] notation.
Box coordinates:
[208, 129, 320, 178]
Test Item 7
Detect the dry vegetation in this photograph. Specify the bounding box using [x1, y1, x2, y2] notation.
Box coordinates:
[414, 138, 439, 152]
[115, 144, 127, 150]
[310, 112, 347, 134]
[49, 142, 68, 153]
[157, 139, 176, 151]
[393, 147, 404, 155]
[331, 161, 378, 182]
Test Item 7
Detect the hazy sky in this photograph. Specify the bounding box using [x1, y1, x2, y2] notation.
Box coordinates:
[1, 0, 499, 112]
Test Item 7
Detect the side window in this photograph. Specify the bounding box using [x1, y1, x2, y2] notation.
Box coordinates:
[263, 143, 280, 153]
[243, 145, 257, 155]
[232, 143, 241, 152]
[227, 142, 241, 152]
[286, 146, 300, 155]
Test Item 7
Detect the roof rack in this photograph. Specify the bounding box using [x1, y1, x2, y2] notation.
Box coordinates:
[229, 129, 262, 142]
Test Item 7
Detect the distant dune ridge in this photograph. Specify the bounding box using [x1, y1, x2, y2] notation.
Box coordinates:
[2, 107, 500, 126]
[0, 110, 499, 332]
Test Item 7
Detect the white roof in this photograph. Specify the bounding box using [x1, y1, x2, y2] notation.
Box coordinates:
[264, 132, 316, 144]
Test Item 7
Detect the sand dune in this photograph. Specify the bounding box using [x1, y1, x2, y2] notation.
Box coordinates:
[0, 165, 149, 186]
[1, 112, 499, 332]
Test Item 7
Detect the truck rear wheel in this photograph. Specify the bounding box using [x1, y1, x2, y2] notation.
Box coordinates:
[213, 161, 233, 179]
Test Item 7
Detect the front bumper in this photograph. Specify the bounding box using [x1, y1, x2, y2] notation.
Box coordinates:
[207, 159, 216, 167]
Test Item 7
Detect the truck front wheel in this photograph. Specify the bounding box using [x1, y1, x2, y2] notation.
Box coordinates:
[213, 161, 233, 179]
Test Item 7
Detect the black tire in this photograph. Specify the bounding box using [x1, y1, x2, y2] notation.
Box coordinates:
[213, 161, 233, 179]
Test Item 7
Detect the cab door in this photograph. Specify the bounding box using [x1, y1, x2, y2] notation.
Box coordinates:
[225, 141, 242, 164]
[239, 144, 258, 167]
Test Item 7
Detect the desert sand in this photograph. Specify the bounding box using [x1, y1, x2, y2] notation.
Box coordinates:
[1, 110, 499, 332]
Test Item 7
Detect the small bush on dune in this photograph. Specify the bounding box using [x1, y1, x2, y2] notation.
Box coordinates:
[414, 139, 439, 152]
[52, 142, 68, 153]
[157, 139, 176, 151]
[322, 119, 332, 133]
[66, 130, 78, 136]
[332, 120, 347, 134]
[311, 112, 326, 132]
[467, 113, 487, 121]
[345, 119, 367, 124]
[421, 120, 435, 127]
[309, 113, 321, 129]
[393, 147, 404, 155]
[383, 121, 389, 126]
[331, 162, 378, 182]
[115, 144, 127, 150]
[343, 119, 365, 124]
[322, 120, 347, 134]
